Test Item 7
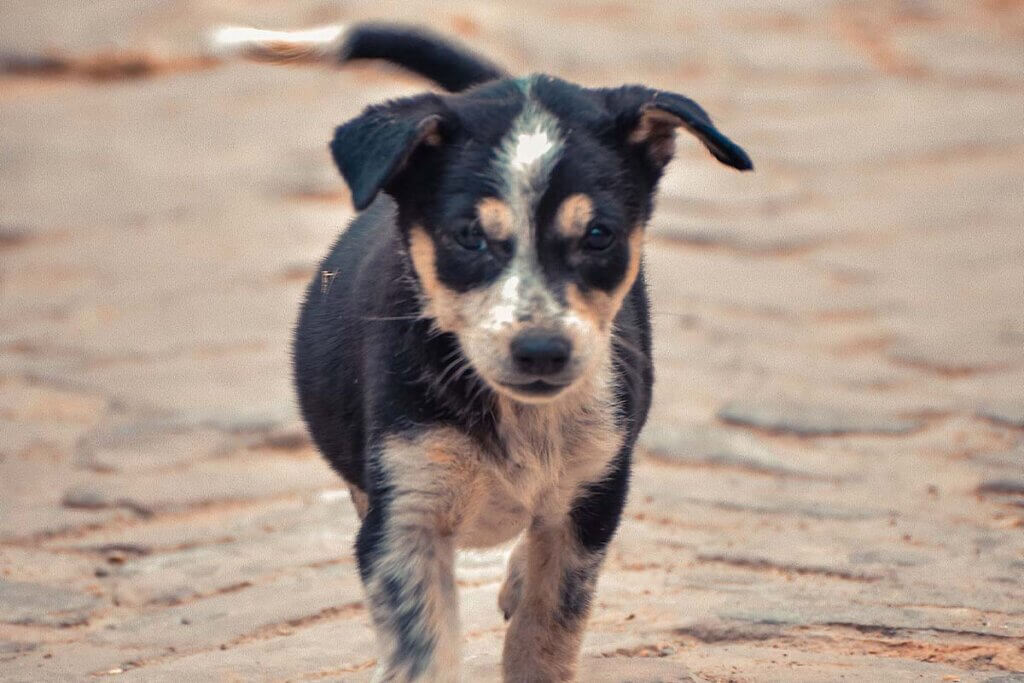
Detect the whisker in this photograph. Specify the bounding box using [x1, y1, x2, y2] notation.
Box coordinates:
[608, 330, 649, 398]
[442, 364, 476, 398]
[464, 376, 492, 418]
[434, 355, 469, 394]
[610, 333, 648, 365]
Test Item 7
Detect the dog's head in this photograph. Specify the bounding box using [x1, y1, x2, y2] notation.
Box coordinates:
[330, 76, 751, 404]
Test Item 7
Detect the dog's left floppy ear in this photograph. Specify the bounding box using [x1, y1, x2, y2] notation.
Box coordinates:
[606, 87, 752, 172]
[331, 94, 448, 210]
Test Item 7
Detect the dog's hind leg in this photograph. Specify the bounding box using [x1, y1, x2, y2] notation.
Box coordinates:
[355, 429, 482, 682]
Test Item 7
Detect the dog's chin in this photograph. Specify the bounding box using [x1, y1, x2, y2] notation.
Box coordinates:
[490, 377, 575, 405]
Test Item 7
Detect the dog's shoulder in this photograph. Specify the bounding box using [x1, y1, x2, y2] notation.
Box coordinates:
[292, 196, 411, 483]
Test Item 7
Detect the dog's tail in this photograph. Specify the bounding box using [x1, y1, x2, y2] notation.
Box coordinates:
[210, 23, 507, 93]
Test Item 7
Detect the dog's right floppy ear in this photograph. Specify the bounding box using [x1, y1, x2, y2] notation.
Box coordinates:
[602, 86, 752, 172]
[330, 94, 448, 210]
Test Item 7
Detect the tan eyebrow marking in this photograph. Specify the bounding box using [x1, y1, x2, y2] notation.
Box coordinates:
[554, 193, 594, 239]
[475, 197, 514, 241]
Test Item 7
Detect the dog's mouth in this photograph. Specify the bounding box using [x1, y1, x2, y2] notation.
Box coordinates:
[497, 379, 570, 398]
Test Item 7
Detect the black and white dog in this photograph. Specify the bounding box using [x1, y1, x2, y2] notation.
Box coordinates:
[215, 23, 751, 682]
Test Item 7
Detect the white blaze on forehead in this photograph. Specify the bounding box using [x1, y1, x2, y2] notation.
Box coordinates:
[511, 130, 555, 170]
[485, 82, 567, 331]
[497, 88, 564, 217]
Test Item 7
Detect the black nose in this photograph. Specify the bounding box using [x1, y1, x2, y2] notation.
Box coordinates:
[510, 332, 571, 377]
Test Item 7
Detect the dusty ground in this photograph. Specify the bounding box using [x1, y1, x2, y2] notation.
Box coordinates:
[2, 1, 1023, 681]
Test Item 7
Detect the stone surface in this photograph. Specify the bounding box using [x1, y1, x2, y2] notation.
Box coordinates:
[0, 582, 100, 628]
[2, 0, 1023, 680]
[716, 399, 925, 436]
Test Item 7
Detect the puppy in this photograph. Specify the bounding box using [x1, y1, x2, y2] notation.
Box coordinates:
[215, 23, 751, 682]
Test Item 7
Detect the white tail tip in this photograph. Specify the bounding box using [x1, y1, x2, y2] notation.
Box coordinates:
[209, 25, 347, 64]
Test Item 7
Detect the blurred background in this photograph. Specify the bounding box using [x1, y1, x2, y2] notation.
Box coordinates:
[1, 1, 1022, 680]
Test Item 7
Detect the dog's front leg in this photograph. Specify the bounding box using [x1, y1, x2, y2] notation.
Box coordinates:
[360, 510, 458, 683]
[500, 519, 607, 683]
[501, 454, 629, 683]
[356, 431, 479, 682]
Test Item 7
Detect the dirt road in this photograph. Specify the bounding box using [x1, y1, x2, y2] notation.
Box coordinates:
[2, 2, 1022, 680]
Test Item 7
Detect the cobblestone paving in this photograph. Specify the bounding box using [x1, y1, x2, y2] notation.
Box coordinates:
[2, 1, 1023, 680]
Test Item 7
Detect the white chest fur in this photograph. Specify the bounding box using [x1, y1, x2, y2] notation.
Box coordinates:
[456, 376, 623, 548]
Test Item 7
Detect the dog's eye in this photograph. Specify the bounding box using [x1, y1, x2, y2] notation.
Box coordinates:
[581, 224, 615, 252]
[454, 221, 488, 252]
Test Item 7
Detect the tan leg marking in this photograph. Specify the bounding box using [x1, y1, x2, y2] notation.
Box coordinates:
[363, 429, 487, 682]
[501, 519, 603, 683]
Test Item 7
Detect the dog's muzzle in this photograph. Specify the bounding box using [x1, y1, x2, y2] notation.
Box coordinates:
[500, 331, 574, 397]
